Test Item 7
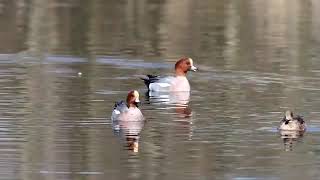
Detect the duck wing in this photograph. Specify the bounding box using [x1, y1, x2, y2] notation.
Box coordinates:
[113, 100, 128, 112]
[140, 75, 161, 87]
[112, 101, 128, 120]
[294, 115, 305, 124]
[111, 100, 129, 130]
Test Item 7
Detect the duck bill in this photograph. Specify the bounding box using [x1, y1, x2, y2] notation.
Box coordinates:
[134, 98, 141, 107]
[285, 119, 291, 125]
[135, 97, 140, 103]
[189, 66, 198, 72]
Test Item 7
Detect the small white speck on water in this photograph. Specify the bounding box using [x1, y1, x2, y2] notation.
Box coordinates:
[78, 72, 82, 76]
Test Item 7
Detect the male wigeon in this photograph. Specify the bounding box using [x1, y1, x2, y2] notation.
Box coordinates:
[111, 90, 144, 152]
[279, 110, 306, 131]
[141, 57, 198, 92]
[111, 90, 144, 130]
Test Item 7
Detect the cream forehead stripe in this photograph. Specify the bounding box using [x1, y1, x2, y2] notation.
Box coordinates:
[133, 90, 139, 98]
[189, 58, 194, 66]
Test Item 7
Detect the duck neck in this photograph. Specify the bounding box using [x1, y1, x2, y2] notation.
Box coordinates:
[175, 69, 187, 77]
[127, 102, 137, 108]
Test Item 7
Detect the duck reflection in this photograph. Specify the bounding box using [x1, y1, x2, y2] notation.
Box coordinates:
[114, 120, 145, 152]
[279, 130, 304, 151]
[147, 91, 194, 140]
[147, 91, 192, 117]
[112, 119, 144, 152]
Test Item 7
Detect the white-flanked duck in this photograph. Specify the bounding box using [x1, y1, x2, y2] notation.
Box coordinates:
[111, 90, 144, 152]
[279, 110, 306, 132]
[141, 57, 198, 92]
[111, 90, 144, 129]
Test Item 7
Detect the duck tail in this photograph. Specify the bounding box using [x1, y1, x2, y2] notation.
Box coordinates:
[114, 100, 125, 109]
[140, 75, 151, 87]
[296, 115, 305, 124]
[139, 75, 159, 87]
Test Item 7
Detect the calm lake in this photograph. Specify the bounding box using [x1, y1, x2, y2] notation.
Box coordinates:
[1, 0, 320, 179]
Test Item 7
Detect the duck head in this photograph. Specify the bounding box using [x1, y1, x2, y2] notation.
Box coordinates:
[175, 57, 198, 76]
[284, 110, 294, 124]
[126, 137, 139, 152]
[126, 90, 140, 107]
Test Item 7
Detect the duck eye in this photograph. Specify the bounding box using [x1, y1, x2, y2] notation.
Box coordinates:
[186, 62, 190, 65]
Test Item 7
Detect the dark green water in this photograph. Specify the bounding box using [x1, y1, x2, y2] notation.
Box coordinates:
[1, 0, 320, 179]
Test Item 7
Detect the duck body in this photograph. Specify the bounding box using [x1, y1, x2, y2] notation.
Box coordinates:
[111, 91, 144, 131]
[143, 75, 190, 92]
[279, 111, 306, 132]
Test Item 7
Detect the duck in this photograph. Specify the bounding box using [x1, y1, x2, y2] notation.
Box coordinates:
[111, 90, 144, 131]
[279, 110, 306, 132]
[140, 57, 198, 92]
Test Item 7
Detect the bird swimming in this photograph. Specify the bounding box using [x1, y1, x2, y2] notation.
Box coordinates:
[140, 57, 198, 92]
[111, 90, 144, 129]
[279, 110, 306, 132]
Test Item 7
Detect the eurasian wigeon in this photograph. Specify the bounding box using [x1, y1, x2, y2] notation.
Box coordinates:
[111, 90, 144, 152]
[279, 110, 306, 132]
[111, 90, 144, 129]
[141, 57, 198, 92]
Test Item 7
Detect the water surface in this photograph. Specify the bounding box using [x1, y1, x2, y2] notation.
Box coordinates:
[1, 0, 320, 180]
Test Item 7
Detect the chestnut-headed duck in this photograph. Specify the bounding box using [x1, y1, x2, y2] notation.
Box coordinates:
[141, 57, 198, 92]
[279, 110, 306, 132]
[111, 90, 144, 131]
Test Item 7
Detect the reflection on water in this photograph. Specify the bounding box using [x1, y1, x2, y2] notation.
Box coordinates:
[113, 120, 144, 153]
[146, 91, 195, 141]
[147, 91, 192, 118]
[2, 0, 320, 179]
[147, 91, 190, 105]
[280, 130, 305, 151]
